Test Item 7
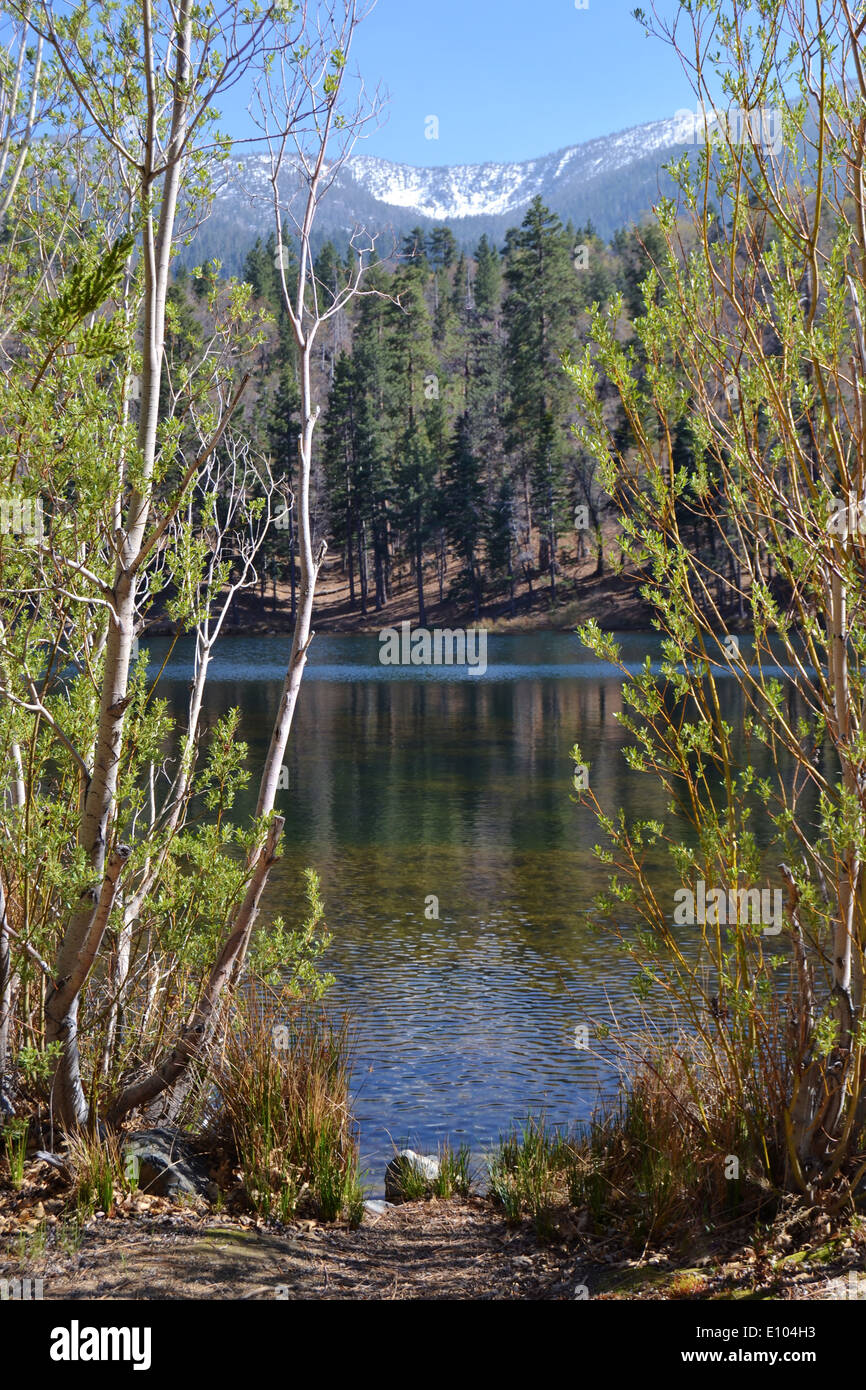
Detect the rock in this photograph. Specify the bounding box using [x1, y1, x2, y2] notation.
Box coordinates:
[33, 1151, 71, 1179]
[384, 1149, 440, 1204]
[122, 1128, 217, 1202]
[363, 1199, 394, 1218]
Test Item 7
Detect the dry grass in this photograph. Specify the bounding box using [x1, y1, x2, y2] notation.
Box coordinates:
[490, 1027, 786, 1248]
[213, 990, 363, 1225]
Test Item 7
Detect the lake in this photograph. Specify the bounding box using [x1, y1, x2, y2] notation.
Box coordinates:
[146, 630, 796, 1194]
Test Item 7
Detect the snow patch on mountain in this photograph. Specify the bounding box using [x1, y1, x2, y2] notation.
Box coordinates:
[346, 117, 686, 222]
[198, 113, 693, 275]
[348, 155, 547, 220]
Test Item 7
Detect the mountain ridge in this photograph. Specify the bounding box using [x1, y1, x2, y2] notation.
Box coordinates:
[344, 114, 686, 221]
[187, 113, 691, 272]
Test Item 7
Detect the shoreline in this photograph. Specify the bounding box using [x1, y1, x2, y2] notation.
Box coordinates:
[2, 1185, 861, 1301]
[141, 563, 660, 640]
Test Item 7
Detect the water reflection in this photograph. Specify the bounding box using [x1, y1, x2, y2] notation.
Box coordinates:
[147, 633, 808, 1192]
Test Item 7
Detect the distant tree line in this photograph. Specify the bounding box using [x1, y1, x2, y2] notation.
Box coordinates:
[181, 198, 670, 622]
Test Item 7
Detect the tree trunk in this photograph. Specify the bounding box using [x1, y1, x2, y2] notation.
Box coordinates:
[358, 516, 368, 616]
[47, 0, 194, 1127]
[108, 818, 283, 1124]
[45, 844, 131, 1127]
[594, 520, 604, 577]
[0, 878, 12, 1095]
[415, 512, 426, 627]
[346, 490, 355, 608]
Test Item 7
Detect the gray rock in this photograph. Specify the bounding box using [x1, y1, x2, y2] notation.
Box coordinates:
[363, 1198, 394, 1218]
[384, 1149, 440, 1204]
[33, 1150, 71, 1178]
[122, 1127, 217, 1202]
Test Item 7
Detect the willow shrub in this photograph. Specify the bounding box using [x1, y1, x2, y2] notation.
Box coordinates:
[563, 0, 866, 1214]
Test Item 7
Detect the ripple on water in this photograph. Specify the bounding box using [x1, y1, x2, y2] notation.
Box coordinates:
[149, 633, 792, 1195]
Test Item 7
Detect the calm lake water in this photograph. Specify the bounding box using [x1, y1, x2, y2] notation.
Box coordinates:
[146, 630, 800, 1194]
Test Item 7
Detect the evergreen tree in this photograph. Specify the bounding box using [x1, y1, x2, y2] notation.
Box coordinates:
[473, 234, 501, 320]
[351, 263, 393, 609]
[322, 351, 362, 607]
[313, 240, 341, 306]
[243, 234, 281, 306]
[451, 251, 472, 317]
[427, 225, 457, 269]
[503, 197, 578, 594]
[433, 264, 459, 347]
[386, 249, 438, 623]
[458, 238, 506, 589]
[263, 363, 302, 620]
[487, 475, 518, 616]
[444, 412, 485, 616]
[572, 221, 615, 307]
[313, 239, 345, 379]
[402, 226, 429, 265]
[611, 221, 666, 319]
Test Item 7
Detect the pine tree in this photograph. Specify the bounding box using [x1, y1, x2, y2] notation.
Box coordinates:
[350, 263, 393, 609]
[611, 222, 666, 319]
[243, 235, 281, 306]
[487, 475, 518, 616]
[503, 197, 579, 594]
[264, 363, 302, 621]
[457, 237, 507, 598]
[572, 221, 615, 307]
[386, 249, 438, 624]
[402, 226, 429, 264]
[451, 251, 472, 318]
[444, 412, 485, 617]
[427, 225, 457, 269]
[313, 239, 344, 379]
[322, 351, 362, 607]
[473, 234, 501, 320]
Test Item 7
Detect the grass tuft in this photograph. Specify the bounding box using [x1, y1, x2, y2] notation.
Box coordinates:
[488, 1116, 573, 1240]
[3, 1118, 28, 1191]
[66, 1127, 131, 1217]
[488, 1030, 785, 1248]
[433, 1141, 472, 1198]
[215, 990, 364, 1225]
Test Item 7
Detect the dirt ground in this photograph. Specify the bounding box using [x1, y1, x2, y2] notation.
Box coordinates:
[165, 546, 655, 640]
[1, 1192, 576, 1301]
[3, 1173, 866, 1300]
[306, 550, 653, 636]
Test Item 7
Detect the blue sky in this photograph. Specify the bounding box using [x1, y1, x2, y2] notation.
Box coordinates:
[340, 0, 695, 165]
[222, 0, 697, 166]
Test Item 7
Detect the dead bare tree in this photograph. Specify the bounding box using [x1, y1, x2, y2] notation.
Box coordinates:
[252, 0, 386, 822]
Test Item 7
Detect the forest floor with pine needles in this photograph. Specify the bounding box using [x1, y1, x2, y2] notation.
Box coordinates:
[150, 545, 658, 640]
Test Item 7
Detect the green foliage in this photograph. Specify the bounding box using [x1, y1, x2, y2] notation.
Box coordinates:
[249, 866, 334, 996]
[67, 1129, 135, 1218]
[488, 1116, 573, 1241]
[0, 0, 342, 1142]
[433, 1141, 472, 1199]
[564, 0, 866, 1206]
[268, 198, 638, 614]
[33, 232, 135, 351]
[3, 1119, 28, 1191]
[16, 1043, 63, 1089]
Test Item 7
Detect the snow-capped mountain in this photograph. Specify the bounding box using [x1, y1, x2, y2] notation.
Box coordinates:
[347, 117, 686, 223]
[191, 115, 691, 272]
